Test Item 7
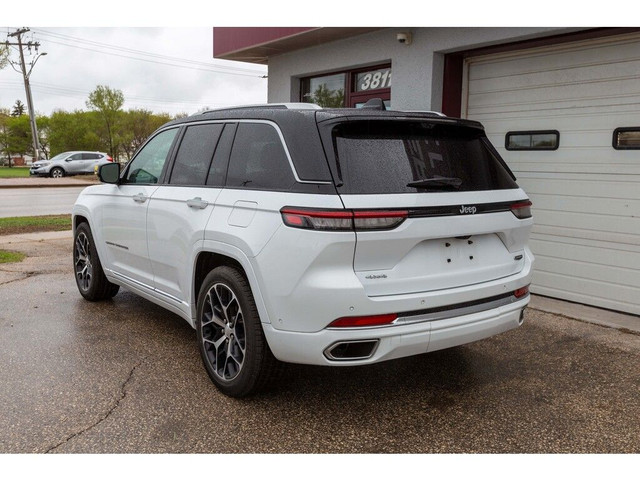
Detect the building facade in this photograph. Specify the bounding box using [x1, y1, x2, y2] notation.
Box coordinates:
[214, 27, 640, 316]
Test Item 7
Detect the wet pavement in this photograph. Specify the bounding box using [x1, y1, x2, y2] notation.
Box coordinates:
[1, 233, 638, 453]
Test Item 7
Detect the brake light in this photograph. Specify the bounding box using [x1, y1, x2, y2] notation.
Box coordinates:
[328, 313, 398, 328]
[510, 200, 532, 219]
[107, 156, 114, 162]
[280, 207, 407, 231]
[514, 285, 530, 298]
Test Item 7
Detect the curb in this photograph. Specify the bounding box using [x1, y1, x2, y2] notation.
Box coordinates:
[0, 183, 95, 189]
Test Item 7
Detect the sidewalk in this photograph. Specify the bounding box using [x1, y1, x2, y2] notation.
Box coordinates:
[0, 176, 99, 189]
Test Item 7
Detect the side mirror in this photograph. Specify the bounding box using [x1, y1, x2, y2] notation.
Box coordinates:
[98, 162, 120, 184]
[65, 157, 72, 162]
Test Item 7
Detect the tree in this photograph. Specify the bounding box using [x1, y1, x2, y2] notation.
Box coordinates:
[309, 84, 344, 108]
[86, 85, 124, 160]
[119, 109, 171, 161]
[0, 45, 8, 70]
[11, 100, 26, 117]
[47, 110, 103, 156]
[0, 109, 12, 166]
[0, 112, 32, 166]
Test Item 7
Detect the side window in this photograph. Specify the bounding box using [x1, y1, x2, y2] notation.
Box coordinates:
[123, 128, 178, 185]
[226, 123, 296, 190]
[69, 153, 83, 161]
[169, 123, 224, 186]
[82, 153, 101, 160]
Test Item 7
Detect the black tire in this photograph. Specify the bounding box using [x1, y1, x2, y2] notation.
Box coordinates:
[196, 266, 280, 398]
[73, 222, 120, 301]
[50, 167, 65, 178]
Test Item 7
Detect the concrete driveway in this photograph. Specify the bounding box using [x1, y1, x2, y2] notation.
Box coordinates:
[0, 232, 638, 453]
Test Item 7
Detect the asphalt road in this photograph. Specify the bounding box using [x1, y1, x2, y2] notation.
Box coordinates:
[0, 186, 86, 218]
[0, 233, 638, 453]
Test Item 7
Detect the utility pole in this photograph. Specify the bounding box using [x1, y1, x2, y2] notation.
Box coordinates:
[5, 27, 47, 161]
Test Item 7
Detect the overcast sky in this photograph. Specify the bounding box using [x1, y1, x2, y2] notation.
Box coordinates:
[0, 26, 268, 117]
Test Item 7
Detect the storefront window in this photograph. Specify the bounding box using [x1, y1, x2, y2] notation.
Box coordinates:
[355, 67, 392, 92]
[301, 73, 346, 108]
[301, 64, 391, 108]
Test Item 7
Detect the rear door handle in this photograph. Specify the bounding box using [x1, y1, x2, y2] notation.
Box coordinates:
[187, 197, 208, 209]
[133, 193, 148, 203]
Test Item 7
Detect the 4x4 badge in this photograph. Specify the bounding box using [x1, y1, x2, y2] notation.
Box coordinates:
[460, 205, 477, 215]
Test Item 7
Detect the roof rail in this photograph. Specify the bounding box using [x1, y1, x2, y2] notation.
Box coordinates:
[200, 103, 321, 114]
[401, 110, 447, 117]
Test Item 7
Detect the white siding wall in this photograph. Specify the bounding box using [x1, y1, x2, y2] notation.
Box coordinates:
[464, 33, 640, 315]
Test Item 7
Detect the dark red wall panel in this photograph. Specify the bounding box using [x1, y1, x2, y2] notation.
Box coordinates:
[213, 27, 315, 57]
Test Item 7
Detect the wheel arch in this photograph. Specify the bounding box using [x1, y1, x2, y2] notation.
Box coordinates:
[192, 242, 271, 328]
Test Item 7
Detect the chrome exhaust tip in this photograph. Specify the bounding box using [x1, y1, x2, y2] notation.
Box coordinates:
[324, 339, 379, 361]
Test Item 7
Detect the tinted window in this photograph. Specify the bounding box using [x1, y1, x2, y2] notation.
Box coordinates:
[226, 123, 296, 190]
[505, 130, 559, 151]
[124, 128, 178, 184]
[169, 123, 223, 186]
[82, 153, 102, 160]
[332, 121, 518, 194]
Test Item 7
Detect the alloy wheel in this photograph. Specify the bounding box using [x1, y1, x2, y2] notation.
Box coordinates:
[74, 232, 93, 291]
[201, 283, 247, 381]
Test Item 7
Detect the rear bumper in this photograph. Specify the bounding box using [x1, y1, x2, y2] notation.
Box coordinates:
[263, 294, 528, 365]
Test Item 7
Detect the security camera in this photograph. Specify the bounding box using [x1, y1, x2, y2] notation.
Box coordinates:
[396, 33, 412, 45]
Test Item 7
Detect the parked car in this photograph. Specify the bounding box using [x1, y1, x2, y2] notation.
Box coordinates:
[72, 100, 534, 397]
[30, 151, 113, 177]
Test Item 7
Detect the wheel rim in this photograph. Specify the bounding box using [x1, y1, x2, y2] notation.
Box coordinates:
[74, 232, 93, 291]
[52, 169, 62, 178]
[201, 283, 246, 381]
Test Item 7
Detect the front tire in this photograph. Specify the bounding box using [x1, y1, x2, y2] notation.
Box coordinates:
[74, 223, 120, 301]
[196, 266, 279, 397]
[50, 167, 65, 178]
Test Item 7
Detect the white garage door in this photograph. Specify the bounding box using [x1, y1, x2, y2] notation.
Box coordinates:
[463, 32, 640, 315]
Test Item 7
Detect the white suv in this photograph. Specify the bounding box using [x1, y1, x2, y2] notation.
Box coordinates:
[72, 101, 534, 397]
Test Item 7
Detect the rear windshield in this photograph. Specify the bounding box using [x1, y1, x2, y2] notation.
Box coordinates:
[330, 120, 518, 194]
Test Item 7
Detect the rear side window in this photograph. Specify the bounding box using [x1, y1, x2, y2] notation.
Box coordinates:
[331, 121, 518, 194]
[81, 153, 102, 160]
[226, 123, 296, 191]
[169, 123, 224, 186]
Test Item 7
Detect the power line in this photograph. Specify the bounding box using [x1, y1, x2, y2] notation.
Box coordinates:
[32, 29, 267, 78]
[34, 29, 265, 75]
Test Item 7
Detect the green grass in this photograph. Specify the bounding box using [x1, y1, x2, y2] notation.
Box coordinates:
[0, 167, 31, 178]
[0, 249, 25, 263]
[0, 214, 72, 235]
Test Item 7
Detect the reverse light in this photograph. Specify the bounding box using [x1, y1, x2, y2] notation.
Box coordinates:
[280, 207, 407, 231]
[514, 285, 530, 298]
[510, 200, 532, 219]
[328, 313, 398, 328]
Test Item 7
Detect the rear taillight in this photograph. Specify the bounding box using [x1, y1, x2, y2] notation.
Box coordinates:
[328, 313, 398, 328]
[281, 208, 352, 231]
[353, 210, 408, 230]
[514, 285, 530, 298]
[280, 207, 407, 231]
[510, 200, 532, 219]
[107, 156, 113, 162]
